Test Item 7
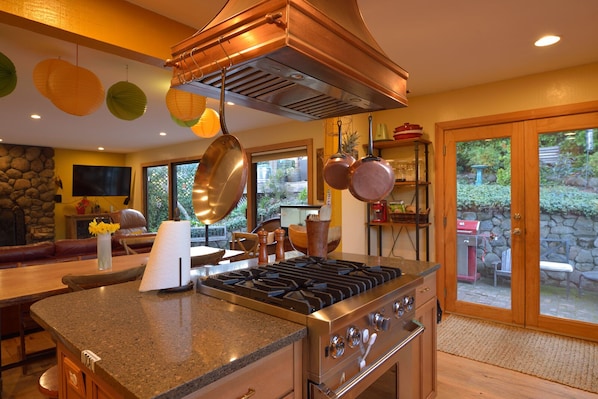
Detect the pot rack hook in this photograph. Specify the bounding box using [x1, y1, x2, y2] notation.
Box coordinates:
[188, 47, 204, 81]
[175, 52, 190, 84]
[216, 36, 233, 70]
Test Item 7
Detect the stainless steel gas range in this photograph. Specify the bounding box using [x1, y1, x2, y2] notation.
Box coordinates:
[198, 255, 425, 399]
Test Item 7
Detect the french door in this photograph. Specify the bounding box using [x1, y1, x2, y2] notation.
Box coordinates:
[437, 104, 598, 341]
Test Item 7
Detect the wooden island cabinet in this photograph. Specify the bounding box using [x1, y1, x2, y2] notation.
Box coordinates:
[58, 342, 123, 399]
[415, 272, 438, 399]
[57, 340, 302, 399]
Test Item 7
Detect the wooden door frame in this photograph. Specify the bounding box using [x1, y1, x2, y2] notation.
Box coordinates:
[434, 100, 598, 319]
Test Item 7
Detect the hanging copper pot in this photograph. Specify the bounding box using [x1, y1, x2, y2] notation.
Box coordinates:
[323, 119, 355, 190]
[348, 115, 395, 202]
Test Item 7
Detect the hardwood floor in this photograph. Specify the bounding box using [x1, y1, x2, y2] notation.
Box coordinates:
[437, 351, 598, 399]
[1, 331, 55, 399]
[2, 333, 597, 399]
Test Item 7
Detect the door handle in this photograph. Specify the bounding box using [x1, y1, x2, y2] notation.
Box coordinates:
[512, 228, 521, 235]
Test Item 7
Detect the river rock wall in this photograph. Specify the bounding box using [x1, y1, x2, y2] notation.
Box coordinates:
[0, 144, 56, 244]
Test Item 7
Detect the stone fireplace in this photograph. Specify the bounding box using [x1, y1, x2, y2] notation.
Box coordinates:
[0, 144, 56, 245]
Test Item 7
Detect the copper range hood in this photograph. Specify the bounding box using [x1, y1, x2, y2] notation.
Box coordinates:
[167, 0, 408, 121]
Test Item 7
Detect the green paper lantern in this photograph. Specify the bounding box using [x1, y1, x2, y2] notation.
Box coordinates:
[106, 81, 147, 121]
[0, 51, 17, 97]
[171, 114, 199, 127]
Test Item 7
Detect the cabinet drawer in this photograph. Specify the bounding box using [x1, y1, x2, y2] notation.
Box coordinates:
[185, 344, 296, 399]
[416, 273, 437, 306]
[63, 355, 86, 398]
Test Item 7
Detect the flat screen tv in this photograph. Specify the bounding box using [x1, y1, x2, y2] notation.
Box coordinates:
[72, 165, 132, 197]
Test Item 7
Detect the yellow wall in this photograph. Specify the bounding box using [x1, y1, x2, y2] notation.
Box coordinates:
[54, 149, 127, 239]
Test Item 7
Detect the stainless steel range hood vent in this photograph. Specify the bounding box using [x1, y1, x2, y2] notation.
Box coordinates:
[167, 0, 408, 121]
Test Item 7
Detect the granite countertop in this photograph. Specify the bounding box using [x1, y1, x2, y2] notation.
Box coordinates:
[31, 281, 307, 399]
[328, 252, 441, 277]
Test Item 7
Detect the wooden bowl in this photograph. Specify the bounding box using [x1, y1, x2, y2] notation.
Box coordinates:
[288, 224, 341, 255]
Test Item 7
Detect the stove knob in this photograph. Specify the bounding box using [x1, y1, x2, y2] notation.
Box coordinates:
[393, 301, 405, 317]
[346, 326, 361, 348]
[406, 296, 415, 311]
[329, 335, 345, 359]
[371, 312, 390, 331]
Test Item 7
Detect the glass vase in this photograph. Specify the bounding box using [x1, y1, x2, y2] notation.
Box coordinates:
[97, 232, 113, 271]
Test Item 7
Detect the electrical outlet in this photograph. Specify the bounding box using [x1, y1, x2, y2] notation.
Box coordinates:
[81, 350, 101, 372]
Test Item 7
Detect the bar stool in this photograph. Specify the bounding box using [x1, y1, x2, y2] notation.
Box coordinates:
[38, 364, 59, 398]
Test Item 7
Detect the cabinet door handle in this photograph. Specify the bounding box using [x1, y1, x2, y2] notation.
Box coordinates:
[68, 370, 78, 386]
[238, 388, 256, 399]
[419, 286, 430, 293]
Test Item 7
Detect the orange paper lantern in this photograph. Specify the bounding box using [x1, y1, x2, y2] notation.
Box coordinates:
[47, 62, 104, 116]
[32, 59, 72, 98]
[165, 88, 206, 122]
[191, 108, 220, 138]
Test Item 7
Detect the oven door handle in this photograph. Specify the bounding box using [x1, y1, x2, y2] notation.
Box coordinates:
[312, 319, 425, 399]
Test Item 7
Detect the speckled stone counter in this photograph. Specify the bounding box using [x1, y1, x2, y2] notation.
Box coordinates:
[31, 281, 307, 399]
[328, 252, 440, 277]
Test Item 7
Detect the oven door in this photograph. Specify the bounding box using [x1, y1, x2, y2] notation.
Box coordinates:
[309, 319, 424, 399]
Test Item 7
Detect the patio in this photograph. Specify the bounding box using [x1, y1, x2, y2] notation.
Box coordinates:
[457, 276, 598, 324]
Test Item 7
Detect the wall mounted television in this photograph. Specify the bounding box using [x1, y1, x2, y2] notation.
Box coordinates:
[72, 165, 132, 197]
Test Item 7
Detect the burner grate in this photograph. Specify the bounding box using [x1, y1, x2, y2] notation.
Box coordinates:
[201, 257, 402, 314]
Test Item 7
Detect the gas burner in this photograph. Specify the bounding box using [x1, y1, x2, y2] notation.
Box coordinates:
[201, 257, 402, 314]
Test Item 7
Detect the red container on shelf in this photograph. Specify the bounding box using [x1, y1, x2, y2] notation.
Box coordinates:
[371, 200, 387, 222]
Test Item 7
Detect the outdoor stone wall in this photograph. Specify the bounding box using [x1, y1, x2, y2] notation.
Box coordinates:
[459, 209, 598, 293]
[0, 144, 56, 244]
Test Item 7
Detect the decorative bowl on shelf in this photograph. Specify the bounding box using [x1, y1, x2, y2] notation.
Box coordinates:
[393, 122, 423, 140]
[288, 224, 341, 255]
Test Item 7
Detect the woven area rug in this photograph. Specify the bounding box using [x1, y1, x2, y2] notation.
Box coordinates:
[437, 314, 598, 393]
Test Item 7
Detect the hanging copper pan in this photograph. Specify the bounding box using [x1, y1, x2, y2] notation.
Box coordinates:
[348, 115, 395, 202]
[192, 69, 248, 225]
[323, 119, 355, 190]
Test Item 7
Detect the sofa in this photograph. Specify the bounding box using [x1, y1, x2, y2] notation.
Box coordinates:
[0, 209, 155, 270]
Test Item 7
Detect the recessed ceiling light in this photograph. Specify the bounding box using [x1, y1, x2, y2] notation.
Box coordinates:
[535, 35, 560, 47]
[98, 147, 105, 151]
[226, 101, 235, 106]
[159, 132, 167, 136]
[30, 114, 41, 119]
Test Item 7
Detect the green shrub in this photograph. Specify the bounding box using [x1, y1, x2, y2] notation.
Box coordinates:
[458, 183, 598, 217]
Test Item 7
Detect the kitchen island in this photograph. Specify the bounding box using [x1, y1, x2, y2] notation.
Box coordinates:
[31, 279, 306, 399]
[31, 252, 439, 399]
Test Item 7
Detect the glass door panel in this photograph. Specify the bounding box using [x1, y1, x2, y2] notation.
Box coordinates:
[455, 138, 512, 309]
[445, 123, 525, 325]
[537, 127, 598, 324]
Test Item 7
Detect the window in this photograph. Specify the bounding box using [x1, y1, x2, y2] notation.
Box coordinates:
[246, 140, 313, 230]
[142, 139, 313, 245]
[144, 164, 168, 232]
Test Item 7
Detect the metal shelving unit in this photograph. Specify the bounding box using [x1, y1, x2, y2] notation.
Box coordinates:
[366, 138, 430, 260]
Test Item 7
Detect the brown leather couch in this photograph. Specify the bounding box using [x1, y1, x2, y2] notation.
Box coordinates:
[0, 209, 155, 270]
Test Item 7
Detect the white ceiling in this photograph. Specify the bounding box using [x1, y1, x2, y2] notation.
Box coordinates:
[0, 0, 597, 153]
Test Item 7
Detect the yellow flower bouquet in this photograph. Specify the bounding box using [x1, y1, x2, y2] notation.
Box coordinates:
[88, 219, 120, 236]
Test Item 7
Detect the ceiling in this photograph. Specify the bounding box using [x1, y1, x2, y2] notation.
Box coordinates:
[0, 0, 597, 153]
